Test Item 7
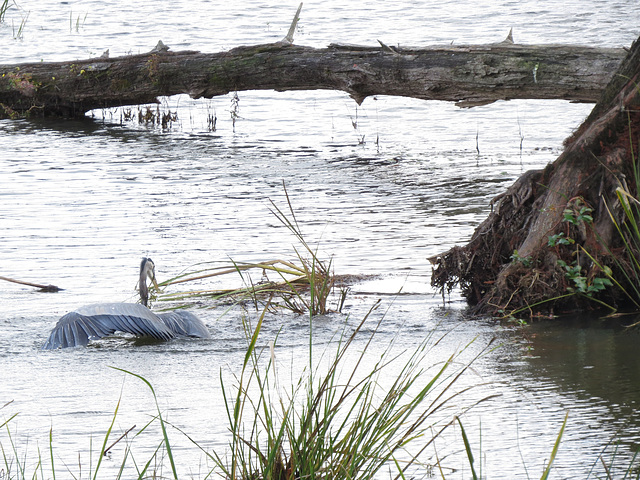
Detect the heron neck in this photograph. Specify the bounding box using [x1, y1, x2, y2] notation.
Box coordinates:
[140, 274, 149, 307]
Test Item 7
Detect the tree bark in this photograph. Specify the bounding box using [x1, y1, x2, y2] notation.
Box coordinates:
[431, 35, 640, 316]
[0, 40, 625, 118]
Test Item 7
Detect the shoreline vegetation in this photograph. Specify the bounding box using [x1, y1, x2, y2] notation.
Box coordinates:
[2, 319, 637, 479]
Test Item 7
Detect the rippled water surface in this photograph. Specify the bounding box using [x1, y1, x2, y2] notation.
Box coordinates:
[2, 1, 640, 478]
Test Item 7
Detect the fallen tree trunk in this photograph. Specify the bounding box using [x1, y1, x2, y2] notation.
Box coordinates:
[431, 35, 640, 316]
[0, 37, 625, 118]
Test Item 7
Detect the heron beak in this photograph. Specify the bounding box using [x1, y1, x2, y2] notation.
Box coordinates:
[150, 271, 160, 291]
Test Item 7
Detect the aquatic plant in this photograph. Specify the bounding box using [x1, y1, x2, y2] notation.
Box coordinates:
[153, 185, 341, 316]
[136, 104, 178, 130]
[69, 10, 87, 33]
[230, 91, 240, 132]
[604, 125, 640, 310]
[1, 0, 28, 40]
[11, 9, 27, 40]
[0, 397, 134, 480]
[111, 368, 179, 480]
[267, 183, 335, 315]
[0, 0, 23, 26]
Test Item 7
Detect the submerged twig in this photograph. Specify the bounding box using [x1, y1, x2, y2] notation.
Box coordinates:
[0, 275, 62, 292]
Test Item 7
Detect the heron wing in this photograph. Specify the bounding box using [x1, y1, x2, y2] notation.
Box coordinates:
[157, 310, 211, 339]
[42, 303, 175, 349]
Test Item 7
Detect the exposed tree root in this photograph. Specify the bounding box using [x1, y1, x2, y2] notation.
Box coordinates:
[431, 36, 640, 317]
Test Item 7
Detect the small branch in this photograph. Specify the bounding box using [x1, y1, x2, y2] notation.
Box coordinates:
[0, 275, 62, 292]
[377, 39, 400, 55]
[103, 425, 136, 456]
[281, 3, 303, 45]
[502, 27, 514, 44]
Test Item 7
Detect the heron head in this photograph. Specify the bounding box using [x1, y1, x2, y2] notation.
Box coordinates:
[139, 257, 159, 307]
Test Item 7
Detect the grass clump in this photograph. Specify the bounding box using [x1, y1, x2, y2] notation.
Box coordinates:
[1, 0, 28, 40]
[5, 303, 494, 480]
[153, 184, 344, 316]
[201, 301, 494, 480]
[3, 325, 638, 478]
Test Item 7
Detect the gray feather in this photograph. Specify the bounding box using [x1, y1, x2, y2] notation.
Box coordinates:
[43, 302, 209, 349]
[157, 310, 212, 339]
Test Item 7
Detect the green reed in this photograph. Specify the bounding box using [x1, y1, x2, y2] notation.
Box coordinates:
[1, 339, 638, 478]
[200, 300, 497, 480]
[69, 10, 87, 33]
[0, 0, 10, 22]
[11, 10, 27, 40]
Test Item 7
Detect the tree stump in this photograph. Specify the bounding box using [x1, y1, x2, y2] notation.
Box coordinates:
[431, 36, 640, 316]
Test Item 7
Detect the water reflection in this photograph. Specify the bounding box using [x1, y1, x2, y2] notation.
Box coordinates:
[519, 316, 640, 420]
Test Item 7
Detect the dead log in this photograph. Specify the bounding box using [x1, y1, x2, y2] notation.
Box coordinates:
[431, 35, 640, 316]
[0, 36, 625, 118]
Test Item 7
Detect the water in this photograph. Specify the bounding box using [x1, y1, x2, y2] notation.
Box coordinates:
[2, 0, 640, 478]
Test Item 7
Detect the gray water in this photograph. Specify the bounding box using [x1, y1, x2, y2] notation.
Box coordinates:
[2, 0, 640, 478]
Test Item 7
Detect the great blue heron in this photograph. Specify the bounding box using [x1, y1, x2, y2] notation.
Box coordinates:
[42, 258, 210, 349]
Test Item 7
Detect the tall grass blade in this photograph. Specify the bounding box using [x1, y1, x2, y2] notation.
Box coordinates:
[49, 426, 56, 480]
[540, 411, 569, 480]
[0, 0, 10, 22]
[0, 412, 18, 429]
[456, 416, 478, 480]
[592, 115, 640, 312]
[91, 396, 121, 480]
[110, 367, 179, 480]
[243, 295, 268, 368]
